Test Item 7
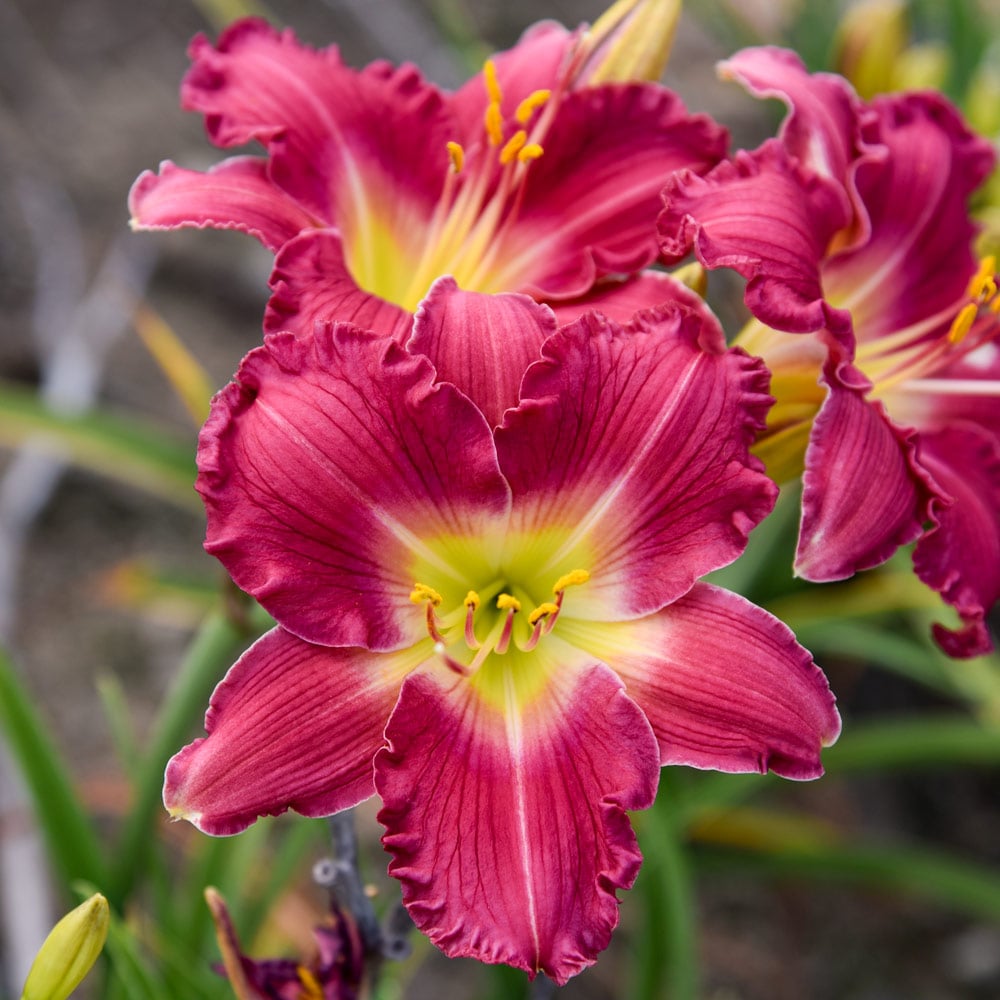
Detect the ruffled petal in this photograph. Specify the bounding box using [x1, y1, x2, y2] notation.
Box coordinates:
[795, 380, 941, 580]
[823, 93, 996, 344]
[545, 271, 726, 333]
[561, 583, 840, 778]
[198, 326, 511, 649]
[492, 84, 726, 299]
[375, 655, 659, 985]
[164, 627, 416, 835]
[408, 279, 556, 427]
[128, 158, 319, 251]
[659, 141, 853, 339]
[182, 19, 451, 240]
[265, 231, 412, 340]
[497, 308, 776, 620]
[913, 425, 1000, 657]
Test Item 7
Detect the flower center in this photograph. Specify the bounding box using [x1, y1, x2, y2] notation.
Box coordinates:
[348, 60, 554, 311]
[409, 568, 590, 677]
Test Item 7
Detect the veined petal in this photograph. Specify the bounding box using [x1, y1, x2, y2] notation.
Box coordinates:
[409, 279, 556, 427]
[914, 425, 1000, 657]
[265, 230, 412, 340]
[561, 583, 840, 778]
[497, 308, 775, 619]
[823, 93, 996, 343]
[182, 19, 451, 235]
[375, 655, 659, 985]
[198, 326, 511, 649]
[545, 270, 724, 332]
[164, 627, 417, 836]
[128, 158, 319, 251]
[795, 380, 941, 581]
[659, 141, 854, 340]
[492, 84, 726, 299]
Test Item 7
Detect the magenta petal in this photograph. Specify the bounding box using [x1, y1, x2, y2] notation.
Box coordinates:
[498, 309, 776, 619]
[375, 659, 659, 984]
[545, 271, 726, 334]
[265, 231, 412, 340]
[796, 382, 941, 581]
[660, 141, 853, 338]
[198, 326, 510, 649]
[409, 279, 556, 426]
[164, 627, 411, 835]
[565, 583, 840, 777]
[913, 426, 1000, 657]
[499, 83, 726, 299]
[128, 158, 318, 251]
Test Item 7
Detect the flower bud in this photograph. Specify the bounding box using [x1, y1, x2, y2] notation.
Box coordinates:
[20, 893, 109, 1000]
[575, 0, 682, 85]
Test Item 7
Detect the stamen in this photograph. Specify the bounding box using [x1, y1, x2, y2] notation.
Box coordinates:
[297, 967, 324, 1000]
[500, 130, 528, 165]
[495, 593, 520, 654]
[464, 590, 481, 648]
[948, 302, 978, 344]
[527, 601, 559, 626]
[483, 59, 502, 105]
[515, 89, 551, 124]
[447, 141, 465, 173]
[484, 101, 504, 146]
[410, 583, 442, 606]
[434, 641, 472, 676]
[517, 143, 544, 163]
[553, 569, 590, 593]
[968, 255, 997, 301]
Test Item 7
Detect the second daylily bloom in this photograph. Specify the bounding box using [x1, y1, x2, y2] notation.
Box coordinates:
[659, 47, 1000, 657]
[129, 13, 726, 338]
[164, 282, 839, 983]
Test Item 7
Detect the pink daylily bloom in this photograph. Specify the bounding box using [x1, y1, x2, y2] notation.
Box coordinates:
[129, 17, 726, 336]
[164, 283, 839, 983]
[659, 46, 1000, 657]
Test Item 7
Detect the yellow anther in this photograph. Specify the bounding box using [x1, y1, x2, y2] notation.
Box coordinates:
[410, 583, 442, 606]
[484, 101, 504, 146]
[515, 89, 551, 124]
[948, 302, 978, 344]
[297, 966, 324, 1000]
[500, 129, 528, 165]
[496, 593, 521, 612]
[968, 255, 997, 300]
[483, 59, 502, 105]
[447, 140, 465, 173]
[528, 601, 560, 626]
[517, 143, 544, 163]
[553, 569, 591, 593]
[463, 590, 481, 610]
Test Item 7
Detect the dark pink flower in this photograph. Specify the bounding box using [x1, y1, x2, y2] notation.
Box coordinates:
[659, 47, 1000, 657]
[129, 17, 726, 338]
[164, 283, 839, 983]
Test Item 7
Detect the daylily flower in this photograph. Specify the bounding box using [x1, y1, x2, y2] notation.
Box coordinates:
[128, 11, 726, 339]
[658, 47, 1000, 656]
[204, 887, 363, 1000]
[163, 282, 839, 983]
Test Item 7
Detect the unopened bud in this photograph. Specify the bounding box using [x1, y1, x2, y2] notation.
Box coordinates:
[20, 893, 109, 1000]
[833, 0, 908, 98]
[575, 0, 682, 86]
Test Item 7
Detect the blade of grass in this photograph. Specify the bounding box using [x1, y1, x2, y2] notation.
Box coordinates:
[108, 609, 257, 908]
[0, 379, 199, 511]
[0, 647, 107, 890]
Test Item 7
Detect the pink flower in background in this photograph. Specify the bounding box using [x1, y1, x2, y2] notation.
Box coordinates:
[659, 47, 1000, 657]
[163, 284, 839, 983]
[129, 17, 726, 339]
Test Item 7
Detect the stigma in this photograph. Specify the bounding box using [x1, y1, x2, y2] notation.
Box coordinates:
[947, 255, 999, 344]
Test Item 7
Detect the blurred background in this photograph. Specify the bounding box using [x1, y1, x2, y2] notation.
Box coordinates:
[1, 1, 999, 997]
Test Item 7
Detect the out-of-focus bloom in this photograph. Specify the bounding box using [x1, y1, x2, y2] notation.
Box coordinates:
[20, 893, 109, 1000]
[204, 887, 363, 1000]
[129, 9, 725, 339]
[659, 46, 1000, 656]
[162, 282, 839, 983]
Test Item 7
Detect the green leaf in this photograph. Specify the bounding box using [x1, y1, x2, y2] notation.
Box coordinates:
[0, 380, 199, 511]
[0, 647, 107, 890]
